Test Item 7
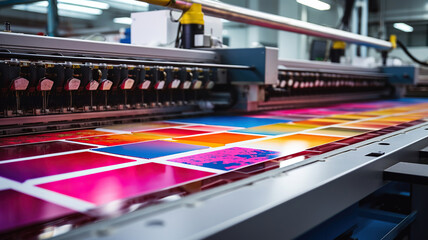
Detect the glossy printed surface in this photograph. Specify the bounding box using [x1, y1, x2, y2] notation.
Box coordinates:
[169, 116, 291, 128]
[38, 163, 214, 205]
[169, 147, 280, 171]
[94, 140, 208, 159]
[0, 152, 135, 182]
[0, 129, 111, 147]
[1, 98, 428, 238]
[241, 133, 344, 156]
[68, 134, 156, 146]
[0, 190, 75, 232]
[172, 132, 264, 147]
[0, 141, 93, 161]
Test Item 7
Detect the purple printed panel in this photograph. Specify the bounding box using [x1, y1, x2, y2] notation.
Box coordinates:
[0, 152, 135, 182]
[168, 147, 280, 171]
[0, 190, 75, 233]
[0, 141, 94, 161]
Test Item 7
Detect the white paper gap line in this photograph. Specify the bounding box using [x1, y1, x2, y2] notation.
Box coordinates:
[91, 149, 225, 174]
[61, 139, 105, 148]
[0, 177, 95, 212]
[0, 149, 92, 165]
[26, 161, 147, 185]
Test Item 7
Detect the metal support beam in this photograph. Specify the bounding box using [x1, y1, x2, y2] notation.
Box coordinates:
[139, 0, 393, 50]
[0, 0, 39, 8]
[47, 0, 58, 37]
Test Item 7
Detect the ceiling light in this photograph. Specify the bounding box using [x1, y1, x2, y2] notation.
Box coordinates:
[35, 1, 102, 15]
[58, 0, 110, 10]
[106, 0, 148, 11]
[112, 0, 149, 8]
[393, 23, 413, 33]
[113, 17, 132, 25]
[296, 0, 331, 11]
[12, 4, 97, 19]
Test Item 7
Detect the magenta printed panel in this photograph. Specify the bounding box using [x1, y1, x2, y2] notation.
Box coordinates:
[0, 141, 94, 161]
[37, 163, 214, 205]
[168, 147, 280, 171]
[0, 190, 75, 233]
[0, 152, 135, 182]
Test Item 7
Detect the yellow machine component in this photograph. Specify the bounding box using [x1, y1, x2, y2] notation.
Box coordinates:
[180, 3, 204, 25]
[389, 34, 397, 49]
[332, 41, 346, 50]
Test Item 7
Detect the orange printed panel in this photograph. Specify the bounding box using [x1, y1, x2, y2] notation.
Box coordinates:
[69, 134, 157, 146]
[363, 109, 408, 115]
[240, 133, 344, 156]
[372, 116, 421, 123]
[172, 132, 264, 147]
[293, 120, 342, 126]
[306, 127, 371, 137]
[329, 114, 375, 120]
[309, 118, 351, 124]
[341, 121, 397, 130]
[232, 123, 319, 136]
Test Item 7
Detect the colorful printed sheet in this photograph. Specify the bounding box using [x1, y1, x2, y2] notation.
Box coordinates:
[0, 190, 76, 232]
[38, 163, 214, 205]
[1, 98, 428, 237]
[94, 140, 208, 159]
[168, 147, 280, 171]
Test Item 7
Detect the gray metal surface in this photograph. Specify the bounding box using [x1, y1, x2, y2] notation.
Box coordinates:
[213, 47, 278, 84]
[258, 91, 389, 110]
[53, 121, 428, 240]
[140, 0, 392, 50]
[279, 58, 380, 73]
[0, 51, 250, 69]
[0, 32, 218, 63]
[0, 105, 200, 126]
[384, 162, 428, 185]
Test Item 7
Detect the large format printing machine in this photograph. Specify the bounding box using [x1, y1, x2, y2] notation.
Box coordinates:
[0, 28, 428, 240]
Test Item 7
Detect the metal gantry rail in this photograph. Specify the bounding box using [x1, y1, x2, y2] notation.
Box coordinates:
[140, 0, 393, 50]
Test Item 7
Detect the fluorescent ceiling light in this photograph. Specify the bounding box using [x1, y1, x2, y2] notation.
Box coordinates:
[106, 0, 148, 11]
[114, 17, 132, 25]
[112, 0, 148, 8]
[393, 23, 413, 32]
[296, 0, 331, 11]
[58, 0, 110, 10]
[35, 1, 102, 15]
[12, 3, 98, 19]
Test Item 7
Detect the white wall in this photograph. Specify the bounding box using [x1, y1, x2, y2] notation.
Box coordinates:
[389, 47, 428, 65]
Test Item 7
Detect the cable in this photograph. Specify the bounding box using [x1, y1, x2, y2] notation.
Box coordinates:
[169, 9, 184, 48]
[396, 40, 428, 67]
